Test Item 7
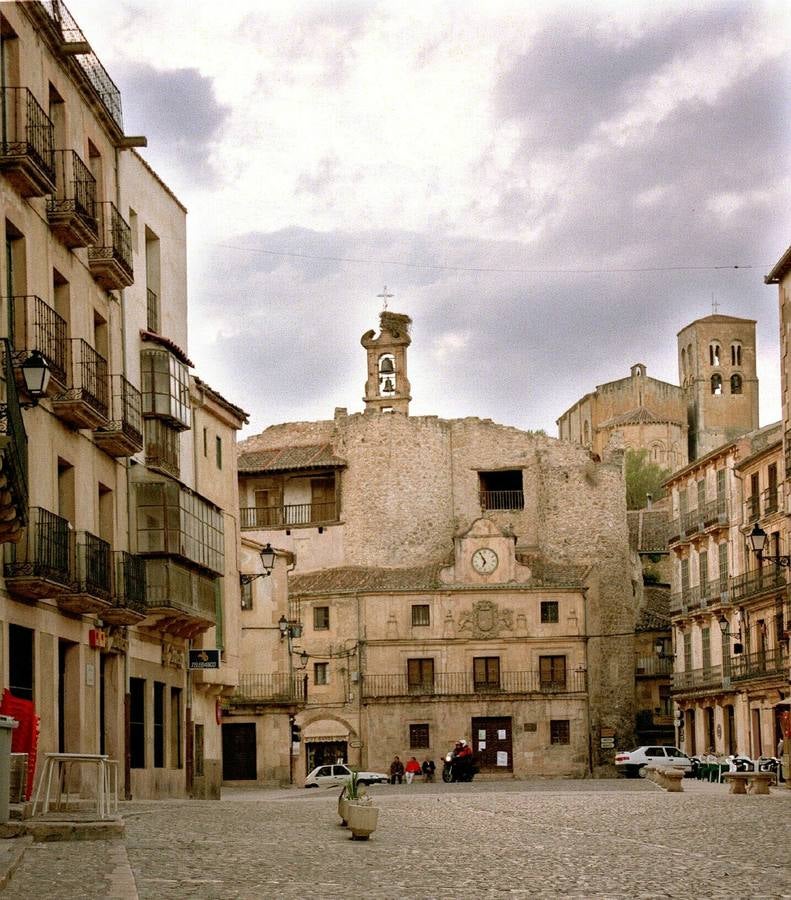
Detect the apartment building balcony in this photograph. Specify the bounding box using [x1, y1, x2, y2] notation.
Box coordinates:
[669, 585, 701, 616]
[58, 531, 112, 614]
[728, 568, 787, 605]
[0, 88, 55, 197]
[668, 500, 728, 544]
[671, 664, 723, 694]
[3, 507, 72, 600]
[143, 558, 217, 637]
[0, 340, 28, 544]
[635, 656, 673, 677]
[228, 674, 306, 708]
[93, 375, 142, 457]
[479, 490, 525, 511]
[3, 295, 69, 394]
[240, 500, 340, 530]
[88, 202, 133, 290]
[762, 487, 780, 517]
[51, 339, 109, 429]
[744, 494, 760, 524]
[361, 669, 587, 700]
[102, 551, 146, 625]
[46, 149, 98, 248]
[730, 647, 788, 684]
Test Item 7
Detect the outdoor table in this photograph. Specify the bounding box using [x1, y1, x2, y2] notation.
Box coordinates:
[31, 752, 114, 819]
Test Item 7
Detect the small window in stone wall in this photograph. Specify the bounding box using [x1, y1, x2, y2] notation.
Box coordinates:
[314, 662, 328, 685]
[550, 720, 570, 744]
[540, 601, 559, 623]
[313, 606, 330, 630]
[409, 723, 430, 748]
[240, 578, 253, 610]
[411, 604, 430, 626]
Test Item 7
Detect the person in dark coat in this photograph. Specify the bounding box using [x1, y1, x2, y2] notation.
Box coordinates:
[421, 758, 436, 782]
[389, 755, 404, 784]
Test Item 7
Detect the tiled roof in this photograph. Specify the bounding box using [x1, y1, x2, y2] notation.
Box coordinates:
[599, 406, 682, 429]
[628, 509, 670, 552]
[637, 586, 671, 631]
[238, 443, 346, 473]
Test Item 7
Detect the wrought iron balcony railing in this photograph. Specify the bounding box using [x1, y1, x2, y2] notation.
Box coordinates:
[103, 551, 146, 624]
[362, 670, 586, 699]
[669, 585, 701, 616]
[729, 568, 786, 604]
[671, 665, 723, 692]
[744, 494, 760, 523]
[0, 87, 55, 195]
[88, 202, 133, 289]
[670, 499, 728, 543]
[3, 295, 68, 386]
[71, 530, 112, 600]
[230, 673, 306, 704]
[479, 490, 525, 511]
[730, 647, 787, 682]
[240, 500, 339, 530]
[762, 487, 780, 516]
[52, 338, 109, 428]
[47, 149, 98, 247]
[4, 507, 72, 596]
[635, 656, 673, 676]
[0, 338, 28, 533]
[94, 375, 143, 457]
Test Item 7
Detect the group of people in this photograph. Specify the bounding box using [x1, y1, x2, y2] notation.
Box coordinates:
[389, 755, 435, 784]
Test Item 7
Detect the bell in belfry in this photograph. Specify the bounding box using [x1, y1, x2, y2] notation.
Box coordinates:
[382, 377, 394, 393]
[379, 356, 395, 374]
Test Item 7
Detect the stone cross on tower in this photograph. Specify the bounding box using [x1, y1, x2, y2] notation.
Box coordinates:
[377, 286, 393, 311]
[360, 305, 412, 415]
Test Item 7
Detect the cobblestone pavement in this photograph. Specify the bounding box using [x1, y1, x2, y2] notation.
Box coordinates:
[4, 779, 790, 899]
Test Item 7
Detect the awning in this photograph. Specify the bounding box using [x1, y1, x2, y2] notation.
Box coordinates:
[303, 719, 350, 741]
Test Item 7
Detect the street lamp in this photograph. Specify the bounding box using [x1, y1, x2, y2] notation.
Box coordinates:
[654, 638, 672, 659]
[278, 614, 303, 641]
[717, 613, 743, 655]
[240, 543, 277, 584]
[20, 350, 51, 407]
[747, 523, 791, 566]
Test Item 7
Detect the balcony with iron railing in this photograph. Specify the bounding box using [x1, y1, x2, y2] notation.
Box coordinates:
[102, 551, 146, 625]
[728, 567, 787, 604]
[671, 664, 723, 693]
[479, 490, 525, 511]
[730, 647, 788, 683]
[669, 584, 701, 616]
[51, 338, 109, 429]
[0, 339, 28, 542]
[762, 486, 780, 517]
[669, 499, 728, 543]
[361, 669, 587, 699]
[0, 87, 55, 196]
[3, 507, 72, 599]
[47, 149, 98, 248]
[88, 202, 133, 289]
[744, 494, 760, 524]
[3, 295, 68, 390]
[143, 558, 217, 635]
[58, 530, 112, 614]
[240, 500, 340, 530]
[94, 375, 143, 457]
[635, 656, 674, 677]
[228, 673, 307, 707]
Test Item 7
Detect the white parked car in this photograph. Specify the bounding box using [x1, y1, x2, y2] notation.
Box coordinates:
[304, 763, 390, 789]
[615, 746, 692, 778]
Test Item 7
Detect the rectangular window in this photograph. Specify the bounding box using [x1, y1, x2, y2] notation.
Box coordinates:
[215, 436, 222, 470]
[696, 479, 705, 510]
[170, 687, 182, 768]
[698, 551, 708, 597]
[539, 655, 566, 690]
[718, 543, 728, 592]
[409, 724, 430, 749]
[680, 558, 690, 592]
[683, 633, 692, 673]
[144, 418, 180, 478]
[550, 720, 570, 744]
[407, 658, 434, 691]
[313, 662, 328, 685]
[203, 427, 207, 457]
[140, 348, 190, 429]
[478, 469, 524, 510]
[313, 606, 330, 630]
[540, 601, 559, 623]
[411, 604, 430, 626]
[473, 657, 500, 690]
[701, 627, 711, 670]
[130, 677, 145, 769]
[240, 578, 253, 610]
[153, 681, 164, 768]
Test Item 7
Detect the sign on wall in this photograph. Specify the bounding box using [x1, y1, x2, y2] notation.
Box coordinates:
[188, 649, 220, 670]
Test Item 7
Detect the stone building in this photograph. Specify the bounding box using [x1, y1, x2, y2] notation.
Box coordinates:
[556, 315, 759, 467]
[667, 422, 789, 758]
[225, 310, 636, 781]
[0, 1, 246, 800]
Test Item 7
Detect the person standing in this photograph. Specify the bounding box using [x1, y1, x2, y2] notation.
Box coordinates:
[389, 755, 404, 784]
[405, 756, 421, 784]
[421, 758, 436, 782]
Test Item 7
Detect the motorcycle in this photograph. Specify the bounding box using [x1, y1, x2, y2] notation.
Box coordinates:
[441, 748, 478, 783]
[756, 756, 782, 782]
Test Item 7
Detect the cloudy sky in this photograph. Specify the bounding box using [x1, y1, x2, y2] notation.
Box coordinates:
[69, 0, 790, 437]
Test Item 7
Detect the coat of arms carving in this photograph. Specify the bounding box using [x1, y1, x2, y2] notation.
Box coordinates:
[457, 600, 513, 639]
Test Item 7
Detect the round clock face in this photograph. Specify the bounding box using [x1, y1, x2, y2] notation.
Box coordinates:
[472, 548, 498, 575]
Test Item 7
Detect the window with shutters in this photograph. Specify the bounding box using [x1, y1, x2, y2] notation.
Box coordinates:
[407, 658, 434, 691]
[539, 655, 566, 690]
[473, 657, 500, 691]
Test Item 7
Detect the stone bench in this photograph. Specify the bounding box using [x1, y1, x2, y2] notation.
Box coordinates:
[723, 772, 774, 795]
[644, 766, 685, 792]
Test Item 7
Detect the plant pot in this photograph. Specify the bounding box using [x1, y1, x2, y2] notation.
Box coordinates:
[338, 795, 350, 826]
[346, 802, 379, 840]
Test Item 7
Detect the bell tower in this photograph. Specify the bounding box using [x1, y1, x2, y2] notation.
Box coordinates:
[361, 310, 412, 414]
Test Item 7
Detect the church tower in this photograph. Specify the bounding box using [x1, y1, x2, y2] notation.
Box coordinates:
[361, 310, 412, 414]
[677, 315, 759, 460]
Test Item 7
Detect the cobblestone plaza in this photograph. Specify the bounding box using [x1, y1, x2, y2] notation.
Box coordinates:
[3, 779, 790, 898]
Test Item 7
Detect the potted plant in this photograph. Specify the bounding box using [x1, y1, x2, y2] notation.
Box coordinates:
[343, 771, 379, 840]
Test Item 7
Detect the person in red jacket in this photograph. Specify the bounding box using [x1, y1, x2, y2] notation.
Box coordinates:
[453, 739, 474, 781]
[404, 756, 422, 784]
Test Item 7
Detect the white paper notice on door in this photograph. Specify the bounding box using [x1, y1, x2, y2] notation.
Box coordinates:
[496, 751, 508, 766]
[478, 741, 486, 750]
[478, 729, 486, 740]
[497, 729, 506, 740]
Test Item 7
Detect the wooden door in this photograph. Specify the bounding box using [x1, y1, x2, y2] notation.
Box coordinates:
[222, 723, 257, 780]
[471, 716, 512, 771]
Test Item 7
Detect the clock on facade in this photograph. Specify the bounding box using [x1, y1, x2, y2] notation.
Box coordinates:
[471, 547, 498, 574]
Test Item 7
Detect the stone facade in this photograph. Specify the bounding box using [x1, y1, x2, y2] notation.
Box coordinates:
[228, 310, 636, 782]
